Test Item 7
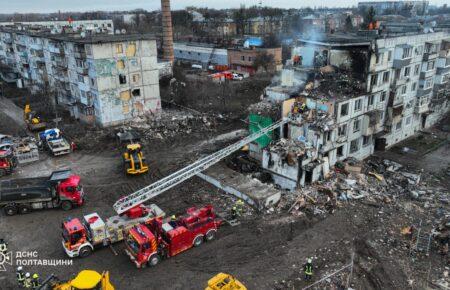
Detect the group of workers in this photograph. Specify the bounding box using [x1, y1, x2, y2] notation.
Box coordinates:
[16, 267, 41, 289]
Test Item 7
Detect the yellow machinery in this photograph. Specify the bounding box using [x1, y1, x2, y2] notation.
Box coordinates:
[206, 273, 247, 290]
[123, 143, 149, 175]
[24, 104, 46, 131]
[52, 270, 114, 290]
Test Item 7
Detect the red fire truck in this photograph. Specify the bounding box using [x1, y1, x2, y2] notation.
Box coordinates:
[125, 205, 222, 268]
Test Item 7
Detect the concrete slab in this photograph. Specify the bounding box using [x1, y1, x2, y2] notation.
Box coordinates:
[197, 163, 281, 211]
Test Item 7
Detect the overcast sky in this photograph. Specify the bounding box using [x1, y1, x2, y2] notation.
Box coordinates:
[0, 0, 447, 14]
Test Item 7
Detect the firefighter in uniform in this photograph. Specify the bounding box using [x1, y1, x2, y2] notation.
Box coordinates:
[235, 199, 245, 215]
[169, 215, 177, 228]
[16, 266, 25, 288]
[304, 258, 313, 281]
[231, 206, 238, 220]
[0, 238, 7, 254]
[24, 273, 32, 288]
[31, 273, 40, 289]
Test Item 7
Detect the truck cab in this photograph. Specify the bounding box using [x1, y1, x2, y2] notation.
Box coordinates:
[125, 205, 221, 268]
[57, 174, 84, 209]
[62, 218, 89, 257]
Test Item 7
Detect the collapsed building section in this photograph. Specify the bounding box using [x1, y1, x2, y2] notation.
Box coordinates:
[251, 30, 450, 190]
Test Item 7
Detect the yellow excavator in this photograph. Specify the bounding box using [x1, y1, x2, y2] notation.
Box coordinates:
[24, 104, 46, 131]
[38, 270, 114, 290]
[123, 143, 149, 175]
[206, 273, 247, 290]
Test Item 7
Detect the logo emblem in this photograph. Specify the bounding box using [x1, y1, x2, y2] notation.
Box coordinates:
[0, 251, 12, 271]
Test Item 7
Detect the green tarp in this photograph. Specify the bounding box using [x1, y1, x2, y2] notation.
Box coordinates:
[249, 114, 273, 148]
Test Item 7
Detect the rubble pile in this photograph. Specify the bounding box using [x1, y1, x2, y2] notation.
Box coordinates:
[306, 70, 365, 100]
[131, 110, 218, 140]
[248, 100, 280, 119]
[277, 157, 448, 217]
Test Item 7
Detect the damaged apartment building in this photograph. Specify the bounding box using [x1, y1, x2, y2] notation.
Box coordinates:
[0, 23, 161, 127]
[252, 29, 450, 190]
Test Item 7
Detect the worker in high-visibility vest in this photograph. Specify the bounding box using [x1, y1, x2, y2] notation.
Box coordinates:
[16, 266, 25, 287]
[24, 273, 32, 288]
[31, 273, 40, 289]
[304, 258, 313, 281]
[231, 206, 237, 220]
[235, 199, 245, 215]
[0, 238, 7, 254]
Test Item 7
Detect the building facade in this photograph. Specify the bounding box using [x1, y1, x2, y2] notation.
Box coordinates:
[358, 1, 429, 16]
[258, 30, 450, 190]
[0, 27, 161, 127]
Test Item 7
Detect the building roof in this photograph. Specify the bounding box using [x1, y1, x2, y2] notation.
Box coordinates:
[298, 33, 373, 47]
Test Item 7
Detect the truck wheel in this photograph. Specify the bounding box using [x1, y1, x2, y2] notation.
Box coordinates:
[79, 246, 92, 258]
[193, 236, 203, 247]
[18, 205, 32, 214]
[4, 205, 18, 216]
[205, 230, 216, 241]
[61, 201, 72, 211]
[147, 254, 160, 267]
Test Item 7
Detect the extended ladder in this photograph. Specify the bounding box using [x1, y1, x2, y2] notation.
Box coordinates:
[113, 118, 289, 215]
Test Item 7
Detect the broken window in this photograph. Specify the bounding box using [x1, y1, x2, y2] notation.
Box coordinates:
[368, 95, 374, 106]
[380, 91, 387, 102]
[382, 71, 390, 83]
[395, 120, 402, 131]
[412, 82, 417, 91]
[116, 44, 123, 54]
[132, 73, 140, 83]
[337, 146, 344, 157]
[350, 139, 359, 153]
[77, 75, 84, 83]
[406, 116, 412, 125]
[362, 135, 371, 147]
[117, 60, 125, 70]
[241, 56, 245, 61]
[402, 47, 411, 59]
[354, 99, 362, 111]
[126, 43, 136, 57]
[90, 78, 95, 86]
[387, 50, 392, 61]
[404, 66, 410, 77]
[401, 85, 407, 95]
[338, 124, 347, 137]
[427, 60, 435, 71]
[340, 103, 349, 117]
[119, 74, 127, 84]
[353, 119, 361, 133]
[370, 74, 378, 87]
[131, 89, 141, 97]
[414, 64, 420, 75]
[324, 131, 331, 142]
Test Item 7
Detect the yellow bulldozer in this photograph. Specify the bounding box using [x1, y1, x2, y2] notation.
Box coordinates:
[206, 273, 247, 290]
[24, 104, 46, 131]
[123, 143, 149, 175]
[38, 270, 114, 290]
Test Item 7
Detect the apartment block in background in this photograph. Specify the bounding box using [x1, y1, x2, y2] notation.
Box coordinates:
[0, 26, 161, 127]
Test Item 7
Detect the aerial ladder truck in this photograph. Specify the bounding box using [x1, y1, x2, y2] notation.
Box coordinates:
[62, 119, 289, 258]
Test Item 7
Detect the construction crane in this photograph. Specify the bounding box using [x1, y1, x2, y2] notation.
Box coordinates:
[113, 118, 289, 215]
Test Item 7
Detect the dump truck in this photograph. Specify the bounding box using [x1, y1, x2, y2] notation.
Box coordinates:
[0, 170, 84, 215]
[62, 204, 165, 258]
[123, 143, 148, 175]
[124, 205, 222, 268]
[0, 149, 17, 177]
[39, 128, 71, 156]
[206, 273, 247, 290]
[24, 104, 46, 132]
[37, 270, 114, 290]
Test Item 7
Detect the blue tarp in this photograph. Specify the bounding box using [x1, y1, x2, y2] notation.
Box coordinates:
[244, 37, 263, 48]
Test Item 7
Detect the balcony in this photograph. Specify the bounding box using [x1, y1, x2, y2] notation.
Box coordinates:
[48, 45, 64, 55]
[393, 58, 411, 68]
[74, 51, 86, 59]
[29, 43, 43, 51]
[362, 110, 383, 135]
[76, 66, 89, 75]
[417, 87, 433, 97]
[423, 51, 438, 61]
[2, 38, 12, 44]
[415, 101, 429, 114]
[420, 70, 435, 80]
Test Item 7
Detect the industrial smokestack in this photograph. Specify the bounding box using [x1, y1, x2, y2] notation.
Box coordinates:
[161, 0, 174, 63]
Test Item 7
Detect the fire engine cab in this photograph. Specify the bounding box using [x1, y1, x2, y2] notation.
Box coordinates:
[125, 205, 222, 268]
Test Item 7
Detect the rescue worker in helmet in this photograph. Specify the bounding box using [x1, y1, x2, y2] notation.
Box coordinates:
[169, 215, 177, 228]
[231, 206, 238, 220]
[24, 272, 32, 288]
[304, 258, 313, 281]
[31, 273, 40, 289]
[16, 266, 25, 288]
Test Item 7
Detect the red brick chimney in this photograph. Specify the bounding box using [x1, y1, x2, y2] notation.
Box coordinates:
[161, 0, 174, 63]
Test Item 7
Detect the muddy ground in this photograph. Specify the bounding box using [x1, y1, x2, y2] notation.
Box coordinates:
[0, 96, 449, 289]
